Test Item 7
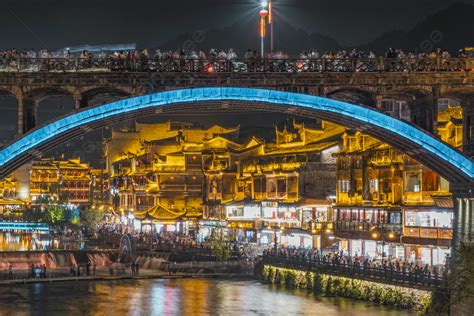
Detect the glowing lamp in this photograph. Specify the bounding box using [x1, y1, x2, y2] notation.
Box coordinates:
[371, 232, 379, 239]
[268, 1, 272, 23]
[207, 65, 215, 73]
[259, 9, 268, 38]
[388, 232, 395, 239]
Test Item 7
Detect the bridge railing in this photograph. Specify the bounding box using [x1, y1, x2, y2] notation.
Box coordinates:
[0, 57, 471, 73]
[262, 254, 446, 289]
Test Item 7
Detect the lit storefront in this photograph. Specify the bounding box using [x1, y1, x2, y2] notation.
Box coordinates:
[259, 228, 314, 249]
[261, 201, 300, 228]
[197, 220, 227, 242]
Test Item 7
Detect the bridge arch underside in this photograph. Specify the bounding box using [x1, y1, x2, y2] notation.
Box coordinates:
[1, 98, 473, 189]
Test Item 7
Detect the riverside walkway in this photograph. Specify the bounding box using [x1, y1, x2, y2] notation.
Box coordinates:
[262, 254, 446, 290]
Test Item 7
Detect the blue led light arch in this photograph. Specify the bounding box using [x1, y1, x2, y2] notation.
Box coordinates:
[0, 87, 472, 182]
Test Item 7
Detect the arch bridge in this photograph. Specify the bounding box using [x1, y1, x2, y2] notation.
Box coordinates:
[0, 87, 472, 242]
[0, 64, 472, 156]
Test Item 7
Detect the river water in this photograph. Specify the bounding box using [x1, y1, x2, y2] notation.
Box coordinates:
[0, 278, 417, 316]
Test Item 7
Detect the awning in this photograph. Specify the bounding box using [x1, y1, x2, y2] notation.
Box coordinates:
[432, 196, 454, 209]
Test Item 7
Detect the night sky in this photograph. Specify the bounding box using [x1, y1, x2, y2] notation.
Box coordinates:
[1, 0, 472, 49]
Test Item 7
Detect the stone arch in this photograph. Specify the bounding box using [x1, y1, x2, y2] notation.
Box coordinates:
[22, 87, 76, 131]
[79, 86, 134, 108]
[326, 87, 377, 107]
[0, 88, 19, 140]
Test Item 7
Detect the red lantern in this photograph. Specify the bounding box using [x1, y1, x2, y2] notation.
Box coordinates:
[259, 9, 269, 18]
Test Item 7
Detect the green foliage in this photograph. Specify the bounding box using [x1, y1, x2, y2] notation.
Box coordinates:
[34, 195, 67, 226]
[209, 228, 231, 261]
[42, 203, 65, 224]
[262, 264, 433, 312]
[79, 206, 104, 232]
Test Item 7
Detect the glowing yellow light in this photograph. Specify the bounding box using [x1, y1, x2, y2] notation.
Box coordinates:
[311, 229, 316, 234]
[388, 232, 395, 239]
[268, 0, 272, 24]
[372, 232, 379, 239]
[325, 229, 332, 233]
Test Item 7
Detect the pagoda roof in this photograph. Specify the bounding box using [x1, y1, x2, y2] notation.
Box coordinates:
[135, 204, 185, 221]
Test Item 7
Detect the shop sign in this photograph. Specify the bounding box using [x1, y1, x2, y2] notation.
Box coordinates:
[227, 221, 254, 229]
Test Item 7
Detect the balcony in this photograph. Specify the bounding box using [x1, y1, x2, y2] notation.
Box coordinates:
[334, 221, 403, 238]
[404, 226, 453, 240]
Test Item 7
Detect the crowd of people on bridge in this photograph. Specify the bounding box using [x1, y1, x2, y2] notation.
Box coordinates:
[0, 46, 471, 73]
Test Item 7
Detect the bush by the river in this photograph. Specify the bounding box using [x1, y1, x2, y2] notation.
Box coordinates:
[262, 265, 432, 312]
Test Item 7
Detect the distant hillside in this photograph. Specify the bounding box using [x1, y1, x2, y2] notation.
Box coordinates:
[355, 2, 474, 54]
[158, 19, 341, 55]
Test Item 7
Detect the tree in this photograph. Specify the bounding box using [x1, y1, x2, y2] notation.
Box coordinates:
[43, 203, 64, 224]
[80, 206, 104, 234]
[35, 195, 65, 225]
[209, 227, 231, 261]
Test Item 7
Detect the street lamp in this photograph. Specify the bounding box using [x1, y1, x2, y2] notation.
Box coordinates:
[371, 227, 396, 261]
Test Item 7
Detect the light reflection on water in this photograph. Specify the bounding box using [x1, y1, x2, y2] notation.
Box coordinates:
[0, 230, 53, 251]
[0, 279, 417, 316]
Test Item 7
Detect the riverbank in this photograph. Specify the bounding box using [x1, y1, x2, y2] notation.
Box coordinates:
[0, 268, 253, 286]
[260, 264, 433, 313]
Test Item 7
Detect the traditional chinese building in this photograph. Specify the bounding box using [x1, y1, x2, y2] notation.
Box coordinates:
[0, 177, 25, 216]
[216, 120, 344, 247]
[105, 121, 240, 232]
[30, 158, 93, 206]
[333, 129, 453, 267]
[90, 168, 110, 207]
[105, 119, 344, 246]
[436, 98, 463, 149]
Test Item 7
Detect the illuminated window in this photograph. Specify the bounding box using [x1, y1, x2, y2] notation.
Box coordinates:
[405, 172, 421, 192]
[369, 179, 379, 193]
[338, 180, 350, 193]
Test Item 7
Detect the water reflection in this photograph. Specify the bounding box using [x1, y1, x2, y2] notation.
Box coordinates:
[0, 229, 89, 251]
[0, 230, 53, 251]
[0, 279, 417, 316]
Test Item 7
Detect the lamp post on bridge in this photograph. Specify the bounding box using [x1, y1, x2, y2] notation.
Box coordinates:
[259, 2, 269, 58]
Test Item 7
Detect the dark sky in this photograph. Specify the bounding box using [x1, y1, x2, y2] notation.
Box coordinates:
[1, 0, 472, 49]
